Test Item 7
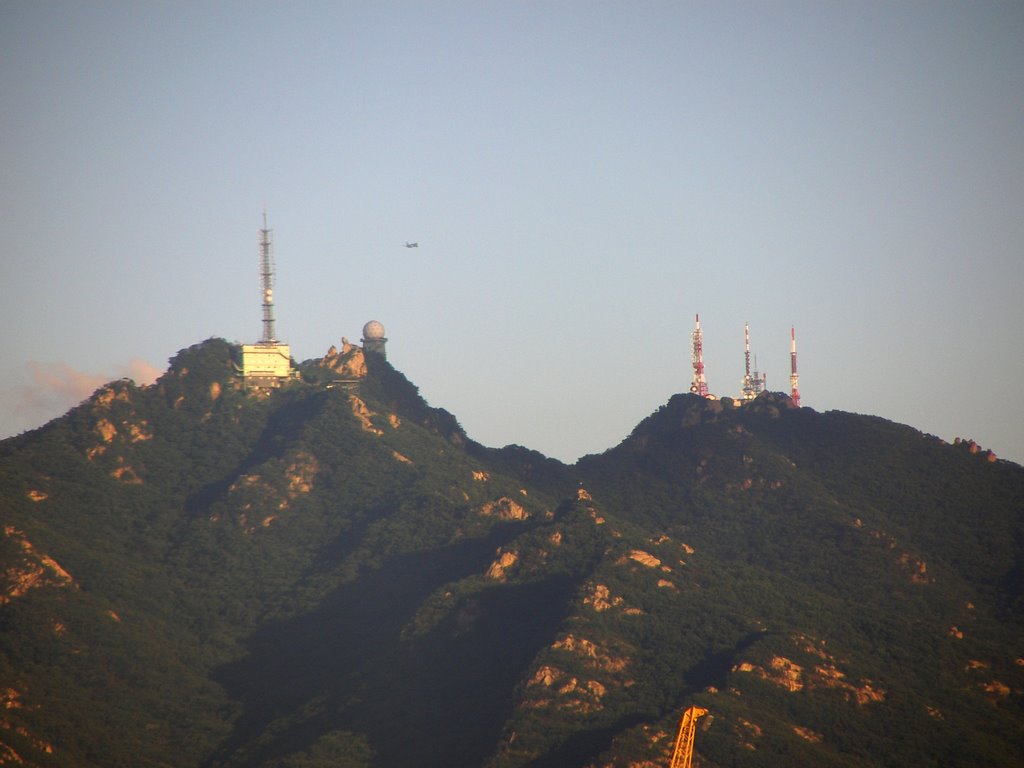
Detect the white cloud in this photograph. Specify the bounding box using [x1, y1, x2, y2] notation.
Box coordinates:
[0, 358, 162, 438]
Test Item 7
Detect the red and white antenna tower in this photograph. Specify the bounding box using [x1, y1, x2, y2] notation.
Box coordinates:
[690, 314, 710, 398]
[790, 326, 801, 406]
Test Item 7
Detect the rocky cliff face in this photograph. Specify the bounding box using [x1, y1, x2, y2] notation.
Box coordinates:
[320, 339, 368, 379]
[1, 526, 74, 605]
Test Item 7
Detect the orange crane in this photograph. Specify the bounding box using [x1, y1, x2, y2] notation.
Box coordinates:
[668, 706, 708, 768]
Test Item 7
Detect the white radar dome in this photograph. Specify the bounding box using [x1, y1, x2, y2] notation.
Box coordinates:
[362, 320, 386, 339]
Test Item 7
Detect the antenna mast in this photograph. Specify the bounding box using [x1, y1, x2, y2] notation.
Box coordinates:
[259, 212, 276, 343]
[690, 314, 709, 398]
[741, 323, 756, 401]
[790, 326, 801, 406]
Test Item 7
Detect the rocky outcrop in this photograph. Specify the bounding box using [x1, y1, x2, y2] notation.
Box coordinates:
[792, 725, 824, 743]
[286, 451, 319, 495]
[583, 583, 621, 612]
[0, 688, 55, 765]
[93, 384, 131, 408]
[736, 717, 764, 751]
[583, 583, 643, 615]
[1, 527, 74, 605]
[321, 342, 367, 379]
[477, 496, 529, 521]
[485, 549, 519, 581]
[109, 459, 143, 485]
[551, 634, 630, 675]
[980, 680, 1011, 699]
[898, 553, 932, 584]
[953, 437, 997, 462]
[630, 550, 662, 568]
[964, 658, 1015, 701]
[524, 664, 608, 714]
[88, 386, 153, 446]
[348, 395, 383, 435]
[734, 647, 885, 705]
[574, 488, 606, 524]
[734, 657, 804, 692]
[222, 450, 319, 531]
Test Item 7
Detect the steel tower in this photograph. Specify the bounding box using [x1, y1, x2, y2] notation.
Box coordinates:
[790, 326, 801, 406]
[259, 212, 277, 344]
[740, 323, 765, 401]
[690, 314, 709, 398]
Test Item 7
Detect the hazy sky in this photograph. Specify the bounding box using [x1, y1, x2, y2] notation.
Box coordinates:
[2, 2, 1022, 465]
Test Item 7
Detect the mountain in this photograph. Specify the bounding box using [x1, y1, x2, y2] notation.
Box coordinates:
[1, 338, 1021, 768]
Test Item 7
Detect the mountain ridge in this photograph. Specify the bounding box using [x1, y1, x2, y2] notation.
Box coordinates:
[1, 337, 1021, 767]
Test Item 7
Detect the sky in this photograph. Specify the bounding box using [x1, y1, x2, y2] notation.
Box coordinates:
[2, 1, 1022, 465]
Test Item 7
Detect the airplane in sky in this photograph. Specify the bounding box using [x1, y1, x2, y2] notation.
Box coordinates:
[403, 242, 419, 248]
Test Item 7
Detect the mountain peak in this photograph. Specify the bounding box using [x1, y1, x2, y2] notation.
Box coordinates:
[1, 339, 1021, 767]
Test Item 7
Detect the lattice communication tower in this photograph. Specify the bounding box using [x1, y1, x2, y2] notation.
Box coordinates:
[790, 326, 801, 406]
[259, 212, 277, 343]
[690, 314, 710, 398]
[741, 322, 766, 400]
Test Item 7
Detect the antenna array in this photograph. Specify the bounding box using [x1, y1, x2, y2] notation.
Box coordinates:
[741, 322, 766, 400]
